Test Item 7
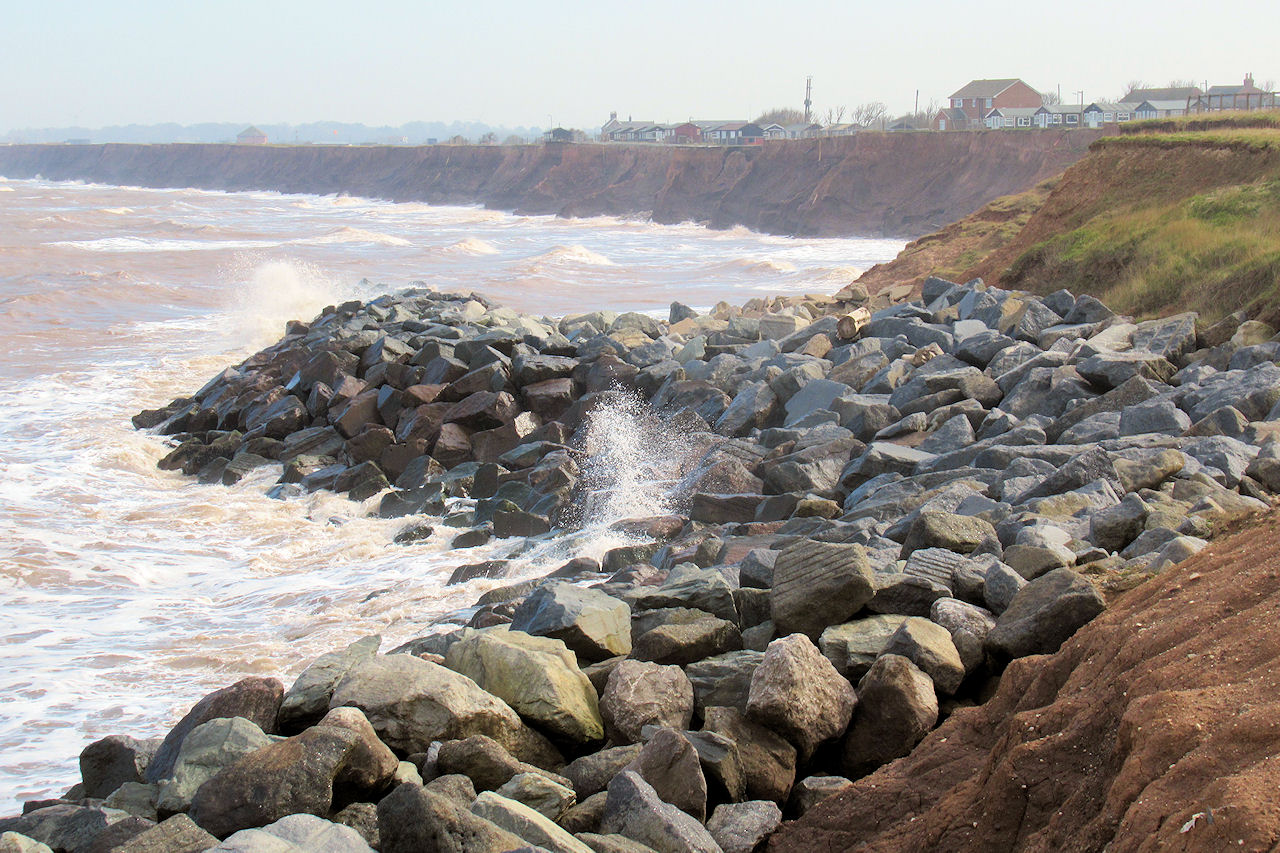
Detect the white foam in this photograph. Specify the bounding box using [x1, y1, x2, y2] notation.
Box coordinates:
[294, 226, 413, 247]
[48, 236, 279, 253]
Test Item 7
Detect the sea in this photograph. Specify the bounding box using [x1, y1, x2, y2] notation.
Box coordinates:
[0, 175, 904, 809]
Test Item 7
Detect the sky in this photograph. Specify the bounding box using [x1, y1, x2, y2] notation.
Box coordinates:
[3, 0, 1279, 133]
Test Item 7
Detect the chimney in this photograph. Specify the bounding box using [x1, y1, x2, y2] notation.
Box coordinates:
[610, 111, 617, 121]
[1245, 73, 1254, 88]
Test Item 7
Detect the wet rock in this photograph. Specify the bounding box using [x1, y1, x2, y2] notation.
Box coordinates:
[0, 804, 131, 853]
[841, 654, 938, 778]
[986, 568, 1106, 659]
[444, 628, 604, 745]
[79, 734, 160, 800]
[600, 660, 694, 745]
[146, 678, 283, 783]
[376, 782, 527, 853]
[279, 635, 381, 731]
[770, 539, 874, 638]
[600, 771, 721, 853]
[510, 583, 632, 662]
[155, 716, 275, 816]
[632, 566, 738, 623]
[746, 634, 856, 761]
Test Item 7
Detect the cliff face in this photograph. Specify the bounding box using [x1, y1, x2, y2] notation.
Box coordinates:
[0, 131, 1101, 238]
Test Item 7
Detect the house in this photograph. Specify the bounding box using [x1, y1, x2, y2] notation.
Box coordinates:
[669, 122, 702, 144]
[705, 122, 748, 144]
[1082, 102, 1135, 128]
[783, 122, 823, 139]
[1125, 86, 1201, 104]
[1033, 104, 1084, 128]
[544, 127, 584, 143]
[236, 126, 268, 145]
[601, 112, 658, 142]
[1132, 99, 1193, 120]
[1204, 74, 1278, 111]
[984, 107, 1040, 129]
[932, 107, 970, 132]
[941, 79, 1043, 130]
[761, 123, 789, 140]
[888, 116, 928, 132]
[821, 122, 862, 136]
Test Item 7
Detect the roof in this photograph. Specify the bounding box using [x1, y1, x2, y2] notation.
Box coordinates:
[1136, 99, 1194, 111]
[949, 78, 1026, 99]
[986, 107, 1040, 118]
[1083, 101, 1124, 112]
[1126, 87, 1200, 101]
[237, 126, 265, 137]
[1037, 103, 1084, 114]
[711, 122, 748, 132]
[935, 107, 969, 120]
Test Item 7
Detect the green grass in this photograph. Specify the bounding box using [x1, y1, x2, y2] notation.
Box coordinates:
[1006, 173, 1280, 323]
[1096, 128, 1280, 152]
[1117, 111, 1280, 135]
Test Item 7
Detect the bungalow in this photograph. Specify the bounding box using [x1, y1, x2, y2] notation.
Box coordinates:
[1033, 104, 1084, 128]
[783, 122, 823, 139]
[821, 122, 862, 136]
[601, 113, 658, 142]
[669, 122, 703, 144]
[984, 107, 1040, 129]
[739, 123, 766, 144]
[1082, 102, 1135, 128]
[761, 123, 789, 140]
[1132, 99, 1193, 120]
[705, 122, 764, 144]
[1125, 86, 1201, 104]
[236, 126, 268, 145]
[544, 127, 585, 143]
[932, 107, 970, 132]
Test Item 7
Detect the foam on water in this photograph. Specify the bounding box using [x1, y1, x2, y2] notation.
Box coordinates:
[0, 176, 905, 809]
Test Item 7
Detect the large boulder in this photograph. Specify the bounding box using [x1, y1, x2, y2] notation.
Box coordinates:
[444, 628, 604, 745]
[900, 511, 997, 559]
[156, 717, 275, 816]
[376, 782, 527, 853]
[212, 813, 374, 852]
[770, 540, 875, 638]
[469, 792, 595, 853]
[328, 654, 525, 755]
[509, 583, 632, 661]
[146, 678, 284, 783]
[746, 634, 856, 761]
[0, 805, 132, 853]
[882, 618, 966, 695]
[623, 728, 708, 821]
[702, 707, 797, 806]
[106, 814, 218, 853]
[840, 654, 938, 778]
[600, 771, 722, 853]
[79, 734, 161, 799]
[600, 660, 694, 745]
[986, 568, 1106, 659]
[818, 615, 911, 680]
[278, 635, 381, 730]
[632, 617, 743, 667]
[707, 801, 783, 853]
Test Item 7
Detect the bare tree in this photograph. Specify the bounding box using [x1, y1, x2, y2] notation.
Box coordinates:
[1040, 90, 1062, 105]
[852, 101, 888, 126]
[755, 107, 806, 125]
[1119, 79, 1151, 100]
[479, 131, 497, 145]
[822, 105, 847, 125]
[1261, 79, 1276, 92]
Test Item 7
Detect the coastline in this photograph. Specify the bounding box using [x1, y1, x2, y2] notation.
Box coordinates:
[6, 268, 1279, 850]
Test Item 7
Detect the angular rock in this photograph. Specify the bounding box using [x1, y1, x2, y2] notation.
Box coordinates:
[109, 814, 218, 853]
[706, 801, 782, 853]
[746, 634, 856, 761]
[156, 716, 275, 815]
[600, 660, 694, 745]
[146, 678, 283, 783]
[212, 813, 374, 852]
[510, 583, 632, 662]
[444, 628, 604, 745]
[79, 734, 160, 800]
[818, 615, 911, 680]
[841, 654, 938, 778]
[701, 707, 796, 805]
[562, 745, 645, 800]
[986, 568, 1106, 659]
[632, 618, 743, 667]
[623, 728, 708, 821]
[279, 635, 381, 730]
[470, 791, 594, 853]
[376, 782, 527, 853]
[882, 617, 966, 695]
[770, 539, 875, 638]
[495, 772, 576, 821]
[600, 771, 721, 853]
[900, 511, 997, 559]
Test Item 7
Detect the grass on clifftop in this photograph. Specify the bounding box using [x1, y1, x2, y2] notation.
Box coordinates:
[1005, 173, 1280, 323]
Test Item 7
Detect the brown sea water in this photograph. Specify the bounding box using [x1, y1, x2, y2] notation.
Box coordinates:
[0, 175, 903, 807]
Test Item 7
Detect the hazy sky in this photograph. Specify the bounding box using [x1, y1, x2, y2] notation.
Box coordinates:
[4, 0, 1278, 132]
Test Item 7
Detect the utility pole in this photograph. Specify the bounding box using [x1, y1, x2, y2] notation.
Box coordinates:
[804, 76, 813, 123]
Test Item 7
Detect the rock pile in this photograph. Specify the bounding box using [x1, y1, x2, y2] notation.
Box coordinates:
[9, 276, 1279, 851]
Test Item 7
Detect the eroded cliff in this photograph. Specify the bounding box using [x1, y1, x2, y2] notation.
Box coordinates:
[0, 131, 1100, 238]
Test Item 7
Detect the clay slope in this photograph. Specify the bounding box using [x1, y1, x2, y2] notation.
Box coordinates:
[0, 130, 1099, 238]
[768, 510, 1280, 852]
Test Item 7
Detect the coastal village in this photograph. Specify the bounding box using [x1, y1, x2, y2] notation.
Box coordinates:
[588, 74, 1278, 144]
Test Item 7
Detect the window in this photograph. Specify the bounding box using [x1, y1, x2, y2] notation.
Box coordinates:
[1004, 117, 1015, 127]
[1017, 116, 1031, 127]
[1118, 112, 1130, 121]
[1104, 112, 1113, 121]
[1066, 114, 1079, 124]
[1051, 114, 1063, 124]
[986, 98, 993, 108]
[953, 98, 963, 108]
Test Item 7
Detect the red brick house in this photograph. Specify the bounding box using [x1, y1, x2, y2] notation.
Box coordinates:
[933, 79, 1042, 130]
